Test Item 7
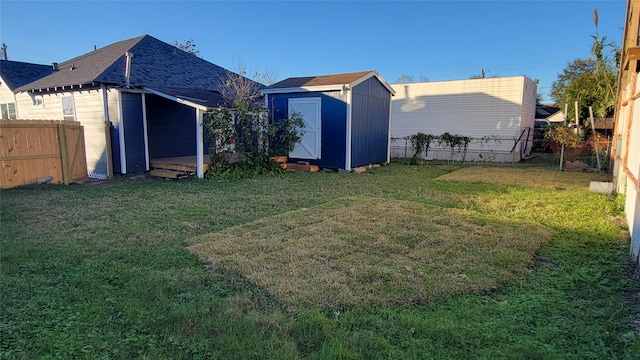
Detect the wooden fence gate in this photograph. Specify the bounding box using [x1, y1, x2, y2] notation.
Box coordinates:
[0, 120, 88, 189]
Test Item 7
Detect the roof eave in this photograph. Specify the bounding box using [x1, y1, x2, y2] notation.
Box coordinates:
[261, 84, 346, 95]
[262, 71, 396, 96]
[15, 81, 101, 94]
[142, 86, 210, 111]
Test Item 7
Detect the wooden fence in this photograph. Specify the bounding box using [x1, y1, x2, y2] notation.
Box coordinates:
[0, 120, 88, 189]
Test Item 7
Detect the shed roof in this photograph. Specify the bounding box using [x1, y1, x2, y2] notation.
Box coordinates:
[263, 70, 395, 95]
[143, 86, 228, 110]
[0, 60, 53, 90]
[14, 35, 249, 93]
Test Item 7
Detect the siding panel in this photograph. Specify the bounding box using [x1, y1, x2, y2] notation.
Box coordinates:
[121, 92, 145, 173]
[14, 89, 109, 177]
[390, 76, 536, 162]
[351, 77, 390, 167]
[146, 94, 197, 158]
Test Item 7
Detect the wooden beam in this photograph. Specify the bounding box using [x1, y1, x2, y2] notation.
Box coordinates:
[150, 169, 183, 179]
[149, 162, 196, 172]
[0, 154, 59, 161]
[627, 46, 640, 61]
[285, 163, 319, 172]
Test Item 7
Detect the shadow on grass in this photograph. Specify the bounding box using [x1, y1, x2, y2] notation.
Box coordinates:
[1, 164, 638, 359]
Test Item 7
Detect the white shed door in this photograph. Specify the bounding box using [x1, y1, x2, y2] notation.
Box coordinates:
[288, 98, 321, 159]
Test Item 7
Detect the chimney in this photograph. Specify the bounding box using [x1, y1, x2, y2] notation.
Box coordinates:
[124, 52, 133, 88]
[52, 62, 59, 71]
[93, 45, 97, 51]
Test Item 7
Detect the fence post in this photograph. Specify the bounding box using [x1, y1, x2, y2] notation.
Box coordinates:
[57, 124, 70, 185]
[589, 106, 602, 172]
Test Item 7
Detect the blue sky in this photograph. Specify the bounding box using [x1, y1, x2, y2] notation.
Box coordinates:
[0, 0, 626, 102]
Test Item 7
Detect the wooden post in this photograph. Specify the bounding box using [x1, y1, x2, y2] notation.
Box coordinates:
[104, 121, 113, 178]
[101, 84, 113, 179]
[560, 103, 568, 171]
[574, 101, 580, 135]
[57, 124, 70, 184]
[589, 106, 602, 172]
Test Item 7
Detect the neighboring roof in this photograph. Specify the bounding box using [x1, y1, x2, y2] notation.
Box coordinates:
[0, 60, 54, 90]
[535, 104, 561, 119]
[263, 70, 396, 95]
[15, 35, 248, 93]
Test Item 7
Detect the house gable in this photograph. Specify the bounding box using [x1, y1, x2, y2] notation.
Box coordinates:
[0, 60, 53, 118]
[0, 60, 53, 91]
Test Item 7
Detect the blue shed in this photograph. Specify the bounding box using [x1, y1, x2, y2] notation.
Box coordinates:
[262, 71, 395, 171]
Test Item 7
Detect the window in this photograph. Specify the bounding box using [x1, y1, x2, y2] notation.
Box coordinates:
[0, 103, 16, 119]
[31, 94, 44, 107]
[62, 96, 75, 121]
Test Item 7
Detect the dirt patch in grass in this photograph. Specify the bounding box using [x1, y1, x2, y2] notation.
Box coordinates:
[435, 167, 610, 189]
[189, 197, 550, 310]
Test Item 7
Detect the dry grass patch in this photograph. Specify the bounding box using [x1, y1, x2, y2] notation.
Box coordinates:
[435, 167, 610, 189]
[189, 197, 550, 309]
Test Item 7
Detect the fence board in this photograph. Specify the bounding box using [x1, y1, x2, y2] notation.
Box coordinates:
[66, 125, 88, 183]
[0, 120, 88, 188]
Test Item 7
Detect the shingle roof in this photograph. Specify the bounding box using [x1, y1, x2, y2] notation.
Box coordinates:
[264, 70, 395, 96]
[15, 35, 243, 93]
[145, 87, 228, 108]
[0, 60, 54, 90]
[267, 71, 373, 88]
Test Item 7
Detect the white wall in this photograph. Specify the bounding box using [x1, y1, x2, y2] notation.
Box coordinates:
[0, 76, 16, 104]
[519, 77, 538, 160]
[390, 76, 536, 162]
[14, 89, 110, 179]
[626, 86, 640, 262]
[614, 72, 640, 264]
[0, 75, 17, 118]
[548, 111, 566, 123]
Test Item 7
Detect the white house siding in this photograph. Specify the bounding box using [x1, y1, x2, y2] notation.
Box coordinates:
[625, 85, 640, 261]
[519, 77, 537, 161]
[613, 73, 640, 263]
[0, 76, 17, 118]
[612, 0, 640, 264]
[390, 76, 537, 162]
[548, 111, 566, 123]
[0, 77, 14, 102]
[14, 89, 110, 179]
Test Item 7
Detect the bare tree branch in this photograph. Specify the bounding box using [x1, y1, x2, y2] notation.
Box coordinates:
[174, 39, 199, 56]
[217, 63, 278, 106]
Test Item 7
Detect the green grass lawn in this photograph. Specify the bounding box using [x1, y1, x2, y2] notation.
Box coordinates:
[1, 163, 638, 359]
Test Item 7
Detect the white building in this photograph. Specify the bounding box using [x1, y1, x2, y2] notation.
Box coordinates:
[390, 76, 537, 162]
